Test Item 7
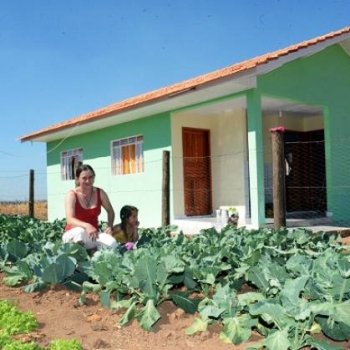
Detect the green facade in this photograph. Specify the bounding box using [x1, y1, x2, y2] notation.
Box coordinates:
[44, 42, 350, 228]
[46, 113, 171, 227]
[258, 45, 350, 224]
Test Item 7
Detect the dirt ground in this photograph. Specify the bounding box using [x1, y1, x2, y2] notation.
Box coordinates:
[0, 273, 265, 350]
[2, 275, 350, 350]
[1, 228, 350, 349]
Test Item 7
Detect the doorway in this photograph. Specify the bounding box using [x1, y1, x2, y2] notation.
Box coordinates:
[182, 127, 212, 216]
[284, 130, 326, 213]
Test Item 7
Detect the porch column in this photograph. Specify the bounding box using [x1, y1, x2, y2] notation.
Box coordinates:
[246, 90, 265, 227]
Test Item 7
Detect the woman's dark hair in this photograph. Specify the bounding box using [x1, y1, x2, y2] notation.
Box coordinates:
[75, 164, 96, 178]
[120, 205, 138, 232]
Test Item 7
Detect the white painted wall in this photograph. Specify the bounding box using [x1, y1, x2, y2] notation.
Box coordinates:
[171, 107, 248, 221]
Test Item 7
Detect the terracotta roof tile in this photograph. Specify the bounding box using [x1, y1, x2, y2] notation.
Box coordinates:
[19, 26, 350, 141]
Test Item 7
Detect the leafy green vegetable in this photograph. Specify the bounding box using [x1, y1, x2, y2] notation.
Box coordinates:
[0, 300, 38, 335]
[1, 214, 350, 348]
[48, 339, 82, 350]
[0, 297, 82, 350]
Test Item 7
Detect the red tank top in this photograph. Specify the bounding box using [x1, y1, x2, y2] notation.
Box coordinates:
[65, 188, 102, 231]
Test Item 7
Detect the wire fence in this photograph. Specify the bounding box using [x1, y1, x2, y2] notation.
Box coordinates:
[0, 170, 47, 201]
[265, 138, 327, 216]
[1, 136, 349, 224]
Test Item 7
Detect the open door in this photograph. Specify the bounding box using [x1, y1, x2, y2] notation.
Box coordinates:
[285, 130, 326, 213]
[182, 127, 212, 216]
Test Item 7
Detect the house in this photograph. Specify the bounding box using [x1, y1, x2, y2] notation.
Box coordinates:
[19, 26, 350, 232]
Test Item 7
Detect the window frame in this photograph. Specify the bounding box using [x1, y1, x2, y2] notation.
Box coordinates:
[61, 148, 83, 181]
[111, 135, 144, 176]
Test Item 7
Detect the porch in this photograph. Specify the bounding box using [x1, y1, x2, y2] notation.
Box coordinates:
[171, 213, 350, 236]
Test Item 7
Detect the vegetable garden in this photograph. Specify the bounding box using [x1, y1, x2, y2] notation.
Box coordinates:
[1, 214, 350, 349]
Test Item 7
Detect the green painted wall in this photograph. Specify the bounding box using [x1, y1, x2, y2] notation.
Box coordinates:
[258, 44, 350, 224]
[46, 113, 171, 228]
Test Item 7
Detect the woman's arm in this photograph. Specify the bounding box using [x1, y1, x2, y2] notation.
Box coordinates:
[100, 188, 115, 229]
[65, 190, 79, 226]
[132, 221, 140, 242]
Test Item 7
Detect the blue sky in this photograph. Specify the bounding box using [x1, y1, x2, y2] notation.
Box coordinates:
[0, 0, 349, 201]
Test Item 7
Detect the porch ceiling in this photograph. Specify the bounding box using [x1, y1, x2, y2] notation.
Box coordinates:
[176, 96, 323, 118]
[261, 97, 323, 116]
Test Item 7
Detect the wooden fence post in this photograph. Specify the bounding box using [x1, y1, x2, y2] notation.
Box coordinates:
[162, 151, 170, 227]
[270, 127, 286, 229]
[29, 169, 34, 218]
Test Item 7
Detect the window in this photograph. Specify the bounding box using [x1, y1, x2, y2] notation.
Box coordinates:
[112, 136, 144, 175]
[61, 148, 83, 180]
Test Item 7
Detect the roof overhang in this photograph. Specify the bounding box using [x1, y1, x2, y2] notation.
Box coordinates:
[18, 27, 350, 143]
[20, 73, 257, 142]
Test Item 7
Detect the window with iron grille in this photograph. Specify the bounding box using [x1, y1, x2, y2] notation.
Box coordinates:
[61, 148, 83, 180]
[111, 135, 144, 175]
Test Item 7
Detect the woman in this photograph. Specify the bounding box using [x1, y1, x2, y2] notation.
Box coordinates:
[62, 164, 118, 250]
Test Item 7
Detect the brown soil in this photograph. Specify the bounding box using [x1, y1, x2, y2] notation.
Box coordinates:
[0, 273, 264, 350]
[2, 274, 350, 350]
[1, 210, 350, 350]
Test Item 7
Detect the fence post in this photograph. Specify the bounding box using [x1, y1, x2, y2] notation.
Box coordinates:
[270, 127, 286, 229]
[29, 169, 35, 218]
[162, 151, 170, 226]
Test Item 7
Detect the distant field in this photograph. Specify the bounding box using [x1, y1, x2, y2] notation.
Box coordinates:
[0, 201, 47, 221]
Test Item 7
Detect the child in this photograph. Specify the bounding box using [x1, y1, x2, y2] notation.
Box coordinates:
[112, 205, 139, 248]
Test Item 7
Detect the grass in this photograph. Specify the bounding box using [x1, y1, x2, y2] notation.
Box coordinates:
[0, 201, 47, 221]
